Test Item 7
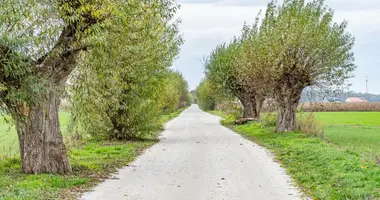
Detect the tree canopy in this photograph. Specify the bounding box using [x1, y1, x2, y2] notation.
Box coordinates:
[70, 0, 184, 140]
[197, 0, 355, 132]
[0, 0, 188, 173]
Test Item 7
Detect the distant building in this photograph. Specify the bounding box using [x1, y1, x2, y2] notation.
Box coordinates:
[328, 97, 344, 103]
[345, 97, 368, 103]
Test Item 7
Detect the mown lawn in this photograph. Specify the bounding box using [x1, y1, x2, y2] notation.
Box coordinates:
[211, 111, 380, 199]
[0, 108, 186, 200]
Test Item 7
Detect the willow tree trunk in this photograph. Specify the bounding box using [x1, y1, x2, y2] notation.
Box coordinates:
[257, 99, 265, 119]
[13, 23, 84, 174]
[15, 89, 71, 174]
[276, 100, 299, 132]
[241, 98, 257, 119]
[276, 87, 304, 133]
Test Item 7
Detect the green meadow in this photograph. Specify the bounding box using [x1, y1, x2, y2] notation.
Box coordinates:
[314, 112, 380, 162]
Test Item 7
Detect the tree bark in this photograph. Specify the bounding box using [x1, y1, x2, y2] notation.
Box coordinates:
[241, 98, 257, 119]
[275, 86, 304, 132]
[15, 89, 71, 174]
[276, 99, 299, 132]
[255, 97, 265, 119]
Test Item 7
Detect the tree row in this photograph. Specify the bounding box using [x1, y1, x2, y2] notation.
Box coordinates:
[197, 0, 355, 132]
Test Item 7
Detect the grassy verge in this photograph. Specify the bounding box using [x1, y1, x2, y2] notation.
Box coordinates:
[0, 141, 154, 200]
[0, 108, 187, 200]
[211, 111, 380, 200]
[160, 107, 187, 124]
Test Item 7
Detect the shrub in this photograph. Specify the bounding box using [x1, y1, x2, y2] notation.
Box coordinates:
[221, 114, 236, 126]
[69, 1, 183, 141]
[196, 79, 217, 111]
[160, 70, 190, 113]
[261, 112, 277, 127]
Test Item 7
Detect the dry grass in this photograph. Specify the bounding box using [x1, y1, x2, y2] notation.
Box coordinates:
[296, 112, 324, 138]
[300, 102, 380, 112]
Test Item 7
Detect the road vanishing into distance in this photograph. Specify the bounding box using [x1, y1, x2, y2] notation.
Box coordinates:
[82, 105, 303, 200]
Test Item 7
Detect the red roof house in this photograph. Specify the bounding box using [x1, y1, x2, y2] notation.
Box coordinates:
[345, 97, 368, 103]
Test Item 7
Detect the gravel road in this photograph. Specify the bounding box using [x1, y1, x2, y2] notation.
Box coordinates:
[81, 105, 303, 200]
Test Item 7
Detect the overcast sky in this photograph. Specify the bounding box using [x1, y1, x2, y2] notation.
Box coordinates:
[173, 0, 380, 94]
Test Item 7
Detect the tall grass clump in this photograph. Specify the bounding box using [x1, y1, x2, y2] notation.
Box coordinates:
[297, 112, 324, 138]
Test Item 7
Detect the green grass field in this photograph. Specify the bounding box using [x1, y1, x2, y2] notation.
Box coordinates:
[211, 111, 380, 199]
[313, 112, 380, 162]
[315, 112, 380, 126]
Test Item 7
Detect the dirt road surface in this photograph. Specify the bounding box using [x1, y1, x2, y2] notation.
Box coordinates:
[81, 105, 303, 200]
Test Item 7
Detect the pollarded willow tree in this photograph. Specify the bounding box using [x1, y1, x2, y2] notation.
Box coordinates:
[0, 0, 114, 173]
[204, 38, 263, 119]
[261, 0, 355, 132]
[239, 19, 272, 118]
[70, 0, 184, 140]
